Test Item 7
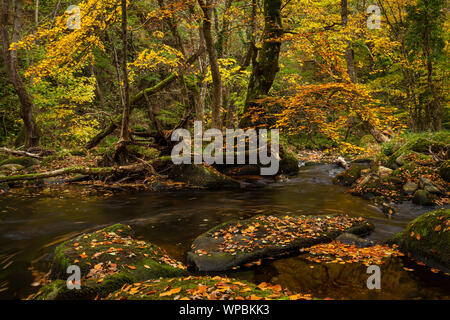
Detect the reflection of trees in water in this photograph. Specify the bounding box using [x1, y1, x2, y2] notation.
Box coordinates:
[253, 256, 450, 299]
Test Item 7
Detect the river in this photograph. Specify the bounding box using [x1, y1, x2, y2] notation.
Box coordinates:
[0, 164, 449, 299]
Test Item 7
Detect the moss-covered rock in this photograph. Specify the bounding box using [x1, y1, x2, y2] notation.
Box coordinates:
[279, 152, 299, 175]
[0, 157, 40, 168]
[387, 137, 445, 168]
[412, 190, 433, 206]
[37, 224, 187, 300]
[169, 164, 240, 189]
[31, 273, 135, 300]
[439, 160, 450, 182]
[332, 166, 363, 186]
[187, 214, 374, 272]
[390, 209, 450, 273]
[106, 276, 309, 300]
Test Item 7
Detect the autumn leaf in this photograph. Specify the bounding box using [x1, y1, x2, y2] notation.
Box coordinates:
[159, 287, 182, 297]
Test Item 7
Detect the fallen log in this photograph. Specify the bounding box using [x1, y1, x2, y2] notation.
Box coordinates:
[0, 164, 147, 183]
[0, 147, 43, 160]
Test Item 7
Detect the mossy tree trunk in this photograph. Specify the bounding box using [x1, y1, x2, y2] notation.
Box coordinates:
[198, 0, 222, 129]
[240, 0, 283, 128]
[113, 0, 131, 165]
[1, 0, 40, 149]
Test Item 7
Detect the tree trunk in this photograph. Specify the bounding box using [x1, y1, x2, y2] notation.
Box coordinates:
[241, 0, 283, 128]
[198, 0, 222, 128]
[340, 0, 357, 83]
[1, 0, 39, 149]
[114, 0, 131, 164]
[341, 0, 388, 143]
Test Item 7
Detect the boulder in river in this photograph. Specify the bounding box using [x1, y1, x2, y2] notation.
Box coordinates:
[332, 166, 363, 186]
[412, 190, 434, 206]
[169, 164, 241, 189]
[187, 214, 374, 272]
[33, 224, 187, 300]
[390, 209, 450, 273]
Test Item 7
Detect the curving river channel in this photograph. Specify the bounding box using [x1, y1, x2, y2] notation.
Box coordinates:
[0, 164, 449, 299]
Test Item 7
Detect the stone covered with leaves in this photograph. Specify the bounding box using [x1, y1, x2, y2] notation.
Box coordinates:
[187, 214, 374, 272]
[32, 224, 187, 300]
[336, 135, 449, 205]
[390, 209, 450, 273]
[106, 276, 312, 300]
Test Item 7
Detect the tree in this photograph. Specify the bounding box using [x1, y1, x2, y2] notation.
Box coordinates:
[405, 0, 446, 131]
[241, 0, 283, 128]
[113, 0, 131, 164]
[1, 0, 39, 148]
[198, 0, 223, 128]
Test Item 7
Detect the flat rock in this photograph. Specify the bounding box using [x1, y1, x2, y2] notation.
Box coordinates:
[187, 214, 374, 272]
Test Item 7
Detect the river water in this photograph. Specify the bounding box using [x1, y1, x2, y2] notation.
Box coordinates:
[0, 164, 448, 299]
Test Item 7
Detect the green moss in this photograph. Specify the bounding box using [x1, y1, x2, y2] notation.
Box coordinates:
[107, 276, 298, 300]
[32, 272, 136, 300]
[51, 223, 187, 281]
[360, 135, 376, 146]
[32, 280, 97, 300]
[391, 209, 450, 271]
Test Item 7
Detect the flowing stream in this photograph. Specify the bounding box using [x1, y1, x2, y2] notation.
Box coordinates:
[0, 164, 449, 299]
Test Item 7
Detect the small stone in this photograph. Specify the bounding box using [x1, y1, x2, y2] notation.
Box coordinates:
[419, 177, 441, 194]
[403, 182, 418, 195]
[378, 166, 393, 178]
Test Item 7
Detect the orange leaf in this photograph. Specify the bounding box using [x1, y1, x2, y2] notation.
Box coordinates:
[159, 287, 182, 297]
